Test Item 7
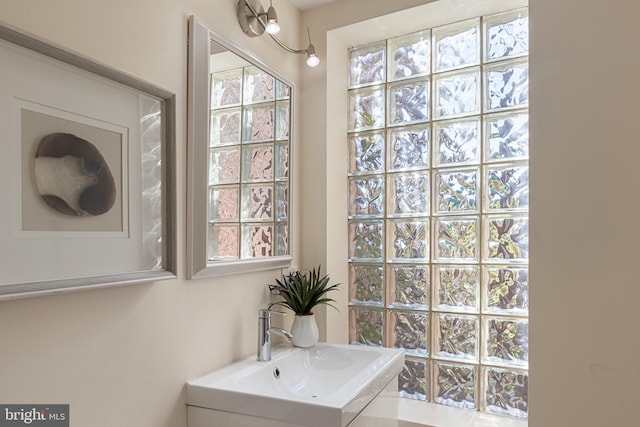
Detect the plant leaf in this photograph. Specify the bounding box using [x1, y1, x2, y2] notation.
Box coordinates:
[267, 265, 341, 315]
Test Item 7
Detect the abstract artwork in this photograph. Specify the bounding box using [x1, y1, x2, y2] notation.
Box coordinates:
[34, 133, 116, 217]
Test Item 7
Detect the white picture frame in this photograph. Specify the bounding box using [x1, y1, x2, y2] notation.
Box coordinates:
[0, 22, 176, 300]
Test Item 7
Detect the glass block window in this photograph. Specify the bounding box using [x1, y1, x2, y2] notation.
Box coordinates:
[209, 65, 290, 260]
[347, 8, 529, 419]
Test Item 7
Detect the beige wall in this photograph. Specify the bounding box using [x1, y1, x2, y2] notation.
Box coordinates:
[2, 0, 639, 426]
[529, 0, 640, 425]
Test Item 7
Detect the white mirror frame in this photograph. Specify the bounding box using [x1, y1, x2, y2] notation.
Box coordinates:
[187, 16, 293, 278]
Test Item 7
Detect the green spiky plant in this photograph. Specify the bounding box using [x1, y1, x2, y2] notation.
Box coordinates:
[269, 265, 340, 315]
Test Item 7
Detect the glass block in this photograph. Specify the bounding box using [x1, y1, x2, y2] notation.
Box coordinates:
[208, 185, 239, 222]
[210, 68, 242, 109]
[242, 143, 273, 182]
[435, 313, 478, 361]
[241, 184, 273, 220]
[388, 310, 429, 356]
[433, 18, 480, 72]
[210, 108, 241, 146]
[349, 42, 386, 88]
[349, 263, 384, 306]
[275, 182, 288, 220]
[484, 317, 529, 367]
[433, 217, 478, 262]
[349, 307, 384, 346]
[275, 80, 290, 100]
[388, 30, 431, 81]
[275, 100, 290, 140]
[484, 8, 529, 62]
[484, 215, 529, 262]
[485, 164, 529, 211]
[484, 111, 529, 162]
[388, 125, 430, 172]
[387, 265, 429, 310]
[275, 222, 289, 256]
[388, 79, 430, 126]
[348, 86, 385, 132]
[242, 224, 274, 257]
[243, 104, 274, 143]
[208, 223, 239, 260]
[434, 69, 480, 119]
[434, 167, 479, 214]
[483, 367, 528, 418]
[386, 219, 430, 262]
[349, 131, 385, 175]
[387, 172, 430, 217]
[209, 146, 240, 184]
[399, 358, 429, 400]
[275, 141, 289, 180]
[434, 362, 477, 409]
[433, 265, 479, 312]
[243, 65, 275, 104]
[485, 59, 529, 112]
[348, 175, 385, 218]
[483, 266, 529, 314]
[433, 118, 480, 166]
[349, 220, 384, 261]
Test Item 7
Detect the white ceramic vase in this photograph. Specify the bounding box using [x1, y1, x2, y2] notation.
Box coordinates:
[291, 313, 319, 348]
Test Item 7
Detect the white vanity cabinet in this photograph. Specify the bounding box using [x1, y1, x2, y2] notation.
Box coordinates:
[348, 380, 400, 427]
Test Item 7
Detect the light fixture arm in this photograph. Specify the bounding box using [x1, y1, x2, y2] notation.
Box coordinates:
[268, 33, 306, 54]
[237, 0, 320, 67]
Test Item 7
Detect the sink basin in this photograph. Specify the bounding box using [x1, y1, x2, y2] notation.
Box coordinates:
[186, 343, 404, 427]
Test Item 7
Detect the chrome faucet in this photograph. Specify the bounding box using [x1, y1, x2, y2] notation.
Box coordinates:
[257, 308, 293, 362]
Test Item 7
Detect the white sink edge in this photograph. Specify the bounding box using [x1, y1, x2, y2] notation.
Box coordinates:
[186, 343, 405, 427]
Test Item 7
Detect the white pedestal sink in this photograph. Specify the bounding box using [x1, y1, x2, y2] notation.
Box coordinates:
[186, 343, 404, 427]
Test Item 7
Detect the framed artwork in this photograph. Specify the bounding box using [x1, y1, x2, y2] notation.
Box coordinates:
[0, 23, 176, 299]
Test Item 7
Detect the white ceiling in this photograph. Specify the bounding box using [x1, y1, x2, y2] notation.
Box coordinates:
[288, 0, 339, 11]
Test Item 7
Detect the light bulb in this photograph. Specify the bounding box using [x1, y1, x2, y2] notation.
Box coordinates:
[306, 54, 320, 67]
[306, 43, 320, 67]
[265, 5, 280, 34]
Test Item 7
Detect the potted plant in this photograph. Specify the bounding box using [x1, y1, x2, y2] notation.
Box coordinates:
[269, 265, 340, 347]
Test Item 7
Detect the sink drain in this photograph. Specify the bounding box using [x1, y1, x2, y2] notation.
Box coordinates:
[273, 367, 280, 379]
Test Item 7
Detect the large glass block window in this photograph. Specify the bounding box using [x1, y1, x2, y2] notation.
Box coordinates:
[347, 8, 529, 419]
[209, 65, 290, 260]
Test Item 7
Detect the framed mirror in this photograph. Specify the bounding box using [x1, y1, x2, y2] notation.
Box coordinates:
[187, 16, 293, 278]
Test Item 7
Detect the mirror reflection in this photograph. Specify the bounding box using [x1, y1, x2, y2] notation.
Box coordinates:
[206, 40, 291, 262]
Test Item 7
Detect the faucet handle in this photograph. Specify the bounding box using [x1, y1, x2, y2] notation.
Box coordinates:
[259, 308, 287, 318]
